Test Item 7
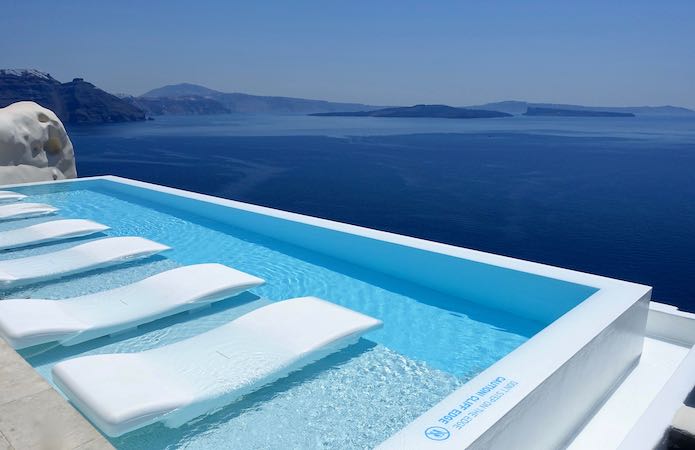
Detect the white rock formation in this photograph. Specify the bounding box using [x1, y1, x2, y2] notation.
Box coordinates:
[0, 101, 76, 185]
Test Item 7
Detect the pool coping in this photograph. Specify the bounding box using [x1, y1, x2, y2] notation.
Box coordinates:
[2, 175, 653, 449]
[0, 338, 113, 450]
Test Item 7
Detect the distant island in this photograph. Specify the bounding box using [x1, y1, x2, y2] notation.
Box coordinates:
[469, 100, 692, 117]
[310, 104, 512, 119]
[0, 69, 144, 124]
[524, 107, 635, 117]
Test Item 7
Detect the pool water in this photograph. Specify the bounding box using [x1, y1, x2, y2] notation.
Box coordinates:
[1, 185, 544, 449]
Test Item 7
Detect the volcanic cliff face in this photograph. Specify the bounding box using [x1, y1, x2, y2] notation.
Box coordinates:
[0, 69, 145, 124]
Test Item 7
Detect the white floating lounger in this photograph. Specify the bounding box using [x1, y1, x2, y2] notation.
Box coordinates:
[0, 236, 170, 287]
[0, 264, 265, 349]
[0, 190, 27, 203]
[0, 202, 58, 221]
[52, 297, 382, 437]
[0, 219, 110, 251]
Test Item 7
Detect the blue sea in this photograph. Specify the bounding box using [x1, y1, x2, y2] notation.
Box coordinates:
[68, 113, 695, 311]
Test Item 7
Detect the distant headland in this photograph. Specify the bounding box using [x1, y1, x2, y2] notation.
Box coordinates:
[0, 71, 381, 123]
[310, 104, 512, 119]
[524, 107, 635, 117]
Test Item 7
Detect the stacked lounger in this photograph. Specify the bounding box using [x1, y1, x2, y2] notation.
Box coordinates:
[0, 263, 265, 348]
[0, 190, 27, 203]
[0, 236, 170, 287]
[0, 203, 57, 220]
[0, 219, 110, 251]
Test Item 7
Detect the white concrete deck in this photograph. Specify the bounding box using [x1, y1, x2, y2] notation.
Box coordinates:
[567, 302, 695, 449]
[568, 337, 690, 449]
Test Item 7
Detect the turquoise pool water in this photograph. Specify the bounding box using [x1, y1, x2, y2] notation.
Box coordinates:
[2, 183, 548, 449]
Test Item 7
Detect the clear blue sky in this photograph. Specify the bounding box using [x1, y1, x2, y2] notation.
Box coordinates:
[2, 0, 694, 107]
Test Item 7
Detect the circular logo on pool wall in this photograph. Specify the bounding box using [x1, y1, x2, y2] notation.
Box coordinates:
[424, 426, 450, 441]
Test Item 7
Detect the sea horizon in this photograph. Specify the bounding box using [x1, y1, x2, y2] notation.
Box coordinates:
[68, 113, 695, 312]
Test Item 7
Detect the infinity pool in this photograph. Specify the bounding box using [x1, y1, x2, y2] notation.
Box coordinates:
[1, 179, 596, 449]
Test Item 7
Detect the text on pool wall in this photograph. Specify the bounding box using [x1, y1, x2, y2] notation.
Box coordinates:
[434, 377, 518, 432]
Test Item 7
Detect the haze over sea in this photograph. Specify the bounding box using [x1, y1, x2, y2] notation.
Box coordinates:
[69, 114, 695, 311]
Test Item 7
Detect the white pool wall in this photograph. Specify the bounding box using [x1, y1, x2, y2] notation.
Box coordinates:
[647, 302, 695, 346]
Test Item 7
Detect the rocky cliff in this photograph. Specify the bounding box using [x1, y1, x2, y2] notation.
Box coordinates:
[0, 69, 145, 124]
